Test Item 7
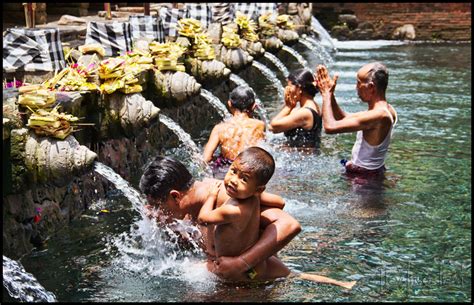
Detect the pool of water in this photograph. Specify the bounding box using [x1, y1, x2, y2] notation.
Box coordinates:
[15, 40, 471, 302]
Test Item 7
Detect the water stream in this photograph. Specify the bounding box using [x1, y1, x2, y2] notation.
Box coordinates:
[304, 36, 335, 64]
[311, 16, 337, 51]
[3, 255, 57, 302]
[263, 52, 290, 78]
[281, 45, 310, 70]
[252, 60, 284, 102]
[158, 114, 211, 176]
[200, 89, 232, 120]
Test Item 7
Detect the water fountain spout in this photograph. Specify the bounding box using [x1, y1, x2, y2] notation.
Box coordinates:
[158, 114, 212, 176]
[251, 61, 285, 103]
[200, 89, 231, 119]
[281, 45, 310, 69]
[263, 52, 290, 78]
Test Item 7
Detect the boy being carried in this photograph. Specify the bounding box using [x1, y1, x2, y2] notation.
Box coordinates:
[198, 147, 356, 288]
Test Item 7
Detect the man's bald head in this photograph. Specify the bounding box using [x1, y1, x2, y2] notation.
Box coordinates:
[358, 62, 389, 94]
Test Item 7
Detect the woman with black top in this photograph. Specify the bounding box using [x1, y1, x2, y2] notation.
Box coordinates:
[269, 69, 322, 148]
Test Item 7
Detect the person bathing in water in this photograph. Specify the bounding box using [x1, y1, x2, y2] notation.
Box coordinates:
[203, 85, 265, 174]
[314, 63, 398, 177]
[269, 68, 322, 148]
[140, 151, 356, 288]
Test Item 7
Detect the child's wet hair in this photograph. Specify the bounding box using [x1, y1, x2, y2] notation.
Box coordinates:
[288, 68, 319, 97]
[235, 147, 275, 186]
[139, 156, 194, 202]
[229, 85, 256, 112]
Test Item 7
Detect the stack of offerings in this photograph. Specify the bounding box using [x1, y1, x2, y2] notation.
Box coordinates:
[42, 63, 100, 92]
[26, 105, 80, 140]
[258, 13, 283, 51]
[149, 41, 187, 72]
[235, 11, 265, 57]
[276, 14, 299, 44]
[98, 51, 154, 94]
[17, 84, 56, 109]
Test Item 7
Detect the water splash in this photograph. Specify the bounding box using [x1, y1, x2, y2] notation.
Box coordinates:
[311, 16, 337, 51]
[281, 45, 310, 69]
[158, 114, 212, 176]
[229, 73, 269, 124]
[252, 60, 284, 102]
[263, 52, 289, 78]
[299, 37, 334, 65]
[3, 255, 57, 302]
[200, 89, 231, 120]
[93, 162, 147, 216]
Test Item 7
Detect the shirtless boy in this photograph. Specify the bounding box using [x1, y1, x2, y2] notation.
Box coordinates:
[140, 154, 356, 288]
[198, 147, 287, 281]
[203, 86, 265, 168]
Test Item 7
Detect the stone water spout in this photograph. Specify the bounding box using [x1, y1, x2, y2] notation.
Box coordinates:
[152, 70, 202, 105]
[11, 128, 97, 187]
[103, 92, 160, 137]
[185, 57, 231, 85]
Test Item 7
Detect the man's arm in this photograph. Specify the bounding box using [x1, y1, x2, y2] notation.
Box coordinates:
[213, 208, 301, 280]
[260, 191, 285, 209]
[203, 124, 221, 163]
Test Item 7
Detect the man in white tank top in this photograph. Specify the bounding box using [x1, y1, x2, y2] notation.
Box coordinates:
[314, 62, 397, 175]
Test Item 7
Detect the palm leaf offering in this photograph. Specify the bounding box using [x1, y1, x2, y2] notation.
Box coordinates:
[221, 26, 241, 49]
[258, 13, 276, 37]
[177, 18, 203, 39]
[26, 105, 80, 140]
[276, 14, 295, 30]
[235, 12, 259, 42]
[43, 63, 100, 92]
[192, 33, 216, 61]
[18, 86, 56, 109]
[149, 42, 187, 72]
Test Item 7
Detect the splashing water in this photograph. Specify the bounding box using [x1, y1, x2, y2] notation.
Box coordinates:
[3, 255, 57, 302]
[252, 61, 284, 102]
[281, 45, 310, 70]
[263, 52, 290, 78]
[302, 36, 334, 64]
[200, 89, 232, 119]
[158, 114, 212, 176]
[229, 73, 269, 124]
[93, 162, 217, 288]
[94, 162, 148, 216]
[311, 16, 337, 51]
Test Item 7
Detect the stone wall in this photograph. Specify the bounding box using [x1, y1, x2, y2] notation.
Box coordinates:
[313, 3, 471, 41]
[2, 77, 234, 259]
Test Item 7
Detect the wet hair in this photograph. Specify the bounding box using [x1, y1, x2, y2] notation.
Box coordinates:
[235, 147, 275, 186]
[139, 156, 194, 202]
[229, 85, 256, 112]
[287, 68, 319, 97]
[366, 62, 389, 93]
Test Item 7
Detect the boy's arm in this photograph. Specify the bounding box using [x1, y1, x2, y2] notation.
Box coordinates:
[197, 182, 240, 225]
[260, 191, 285, 209]
[213, 207, 301, 280]
[203, 124, 221, 163]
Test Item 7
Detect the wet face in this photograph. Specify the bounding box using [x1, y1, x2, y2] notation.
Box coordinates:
[223, 159, 262, 199]
[147, 192, 186, 220]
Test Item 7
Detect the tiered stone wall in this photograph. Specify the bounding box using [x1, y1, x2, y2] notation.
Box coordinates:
[313, 3, 471, 41]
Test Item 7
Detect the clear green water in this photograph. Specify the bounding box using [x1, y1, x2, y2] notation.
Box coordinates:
[16, 41, 471, 302]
